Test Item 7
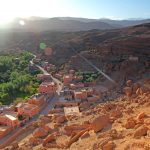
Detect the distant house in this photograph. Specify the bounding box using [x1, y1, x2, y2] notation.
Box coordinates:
[70, 83, 84, 90]
[129, 56, 139, 61]
[0, 125, 12, 139]
[0, 111, 20, 128]
[44, 47, 52, 56]
[37, 74, 51, 81]
[74, 89, 87, 100]
[55, 73, 63, 80]
[28, 93, 46, 107]
[64, 106, 80, 117]
[16, 103, 40, 118]
[69, 69, 75, 75]
[60, 90, 73, 100]
[38, 82, 57, 94]
[63, 75, 73, 85]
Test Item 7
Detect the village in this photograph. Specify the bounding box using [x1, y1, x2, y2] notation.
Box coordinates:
[0, 50, 149, 150]
[0, 54, 111, 148]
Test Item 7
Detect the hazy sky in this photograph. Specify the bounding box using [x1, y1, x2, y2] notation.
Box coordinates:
[0, 0, 150, 24]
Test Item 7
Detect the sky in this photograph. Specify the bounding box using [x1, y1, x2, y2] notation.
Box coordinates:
[0, 0, 150, 24]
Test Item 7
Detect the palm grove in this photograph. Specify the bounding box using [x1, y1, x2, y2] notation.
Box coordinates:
[0, 52, 41, 105]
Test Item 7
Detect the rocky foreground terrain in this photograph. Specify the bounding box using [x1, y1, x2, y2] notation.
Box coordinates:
[5, 76, 150, 150]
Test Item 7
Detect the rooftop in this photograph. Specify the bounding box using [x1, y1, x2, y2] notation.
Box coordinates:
[0, 111, 18, 121]
[64, 106, 80, 116]
[30, 93, 43, 99]
[5, 114, 17, 121]
[16, 103, 38, 110]
[40, 82, 55, 86]
[0, 126, 10, 132]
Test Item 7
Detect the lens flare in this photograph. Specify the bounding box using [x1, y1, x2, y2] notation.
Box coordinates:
[19, 20, 25, 26]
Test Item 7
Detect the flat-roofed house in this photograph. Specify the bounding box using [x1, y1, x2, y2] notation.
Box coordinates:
[0, 111, 19, 128]
[63, 75, 73, 85]
[129, 56, 139, 61]
[17, 103, 40, 118]
[64, 106, 81, 117]
[38, 82, 57, 94]
[0, 126, 11, 138]
[28, 93, 46, 107]
[74, 89, 87, 100]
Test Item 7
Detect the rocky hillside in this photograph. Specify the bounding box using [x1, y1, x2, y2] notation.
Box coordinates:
[0, 23, 150, 71]
[6, 78, 150, 150]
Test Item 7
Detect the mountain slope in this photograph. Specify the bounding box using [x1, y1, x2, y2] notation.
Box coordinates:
[2, 18, 116, 32]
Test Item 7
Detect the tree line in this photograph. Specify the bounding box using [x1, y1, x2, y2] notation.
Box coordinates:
[0, 52, 41, 105]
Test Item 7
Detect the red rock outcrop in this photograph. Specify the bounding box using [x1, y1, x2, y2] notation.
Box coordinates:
[91, 115, 110, 132]
[133, 125, 148, 138]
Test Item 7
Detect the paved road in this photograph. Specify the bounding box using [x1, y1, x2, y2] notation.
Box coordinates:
[35, 65, 63, 94]
[31, 55, 63, 94]
[40, 94, 59, 115]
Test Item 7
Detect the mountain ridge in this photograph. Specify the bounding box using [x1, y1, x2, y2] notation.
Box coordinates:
[0, 17, 150, 32]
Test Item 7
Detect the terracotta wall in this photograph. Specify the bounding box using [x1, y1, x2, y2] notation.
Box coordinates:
[0, 123, 32, 149]
[39, 84, 56, 93]
[0, 127, 12, 139]
[28, 96, 45, 106]
[0, 127, 25, 149]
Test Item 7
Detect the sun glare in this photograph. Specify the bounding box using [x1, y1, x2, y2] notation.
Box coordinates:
[0, 15, 14, 25]
[19, 20, 25, 26]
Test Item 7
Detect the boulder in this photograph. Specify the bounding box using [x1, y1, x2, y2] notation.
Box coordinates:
[64, 124, 91, 136]
[136, 88, 141, 95]
[93, 137, 112, 150]
[109, 129, 122, 139]
[132, 83, 140, 93]
[45, 143, 59, 148]
[136, 87, 148, 96]
[126, 80, 133, 87]
[102, 141, 116, 150]
[124, 118, 136, 129]
[124, 107, 134, 114]
[80, 131, 90, 139]
[137, 112, 147, 120]
[91, 115, 110, 132]
[123, 87, 132, 97]
[55, 115, 67, 123]
[43, 134, 56, 146]
[33, 127, 48, 138]
[134, 125, 148, 138]
[110, 109, 122, 119]
[29, 137, 39, 146]
[67, 129, 90, 148]
[12, 142, 19, 149]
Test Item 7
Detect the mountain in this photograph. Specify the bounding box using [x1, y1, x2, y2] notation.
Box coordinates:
[53, 17, 150, 27]
[1, 22, 150, 69]
[1, 17, 150, 32]
[1, 18, 116, 32]
[99, 18, 150, 27]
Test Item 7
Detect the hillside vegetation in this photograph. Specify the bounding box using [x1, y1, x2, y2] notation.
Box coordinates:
[0, 52, 41, 105]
